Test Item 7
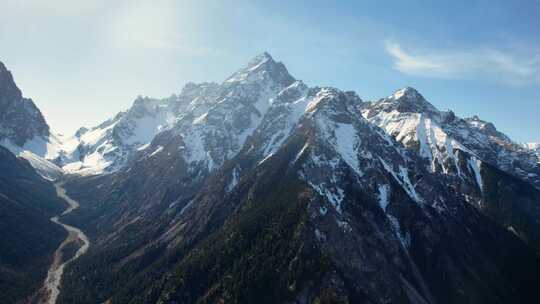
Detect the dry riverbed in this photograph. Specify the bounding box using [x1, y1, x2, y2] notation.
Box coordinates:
[38, 184, 90, 304]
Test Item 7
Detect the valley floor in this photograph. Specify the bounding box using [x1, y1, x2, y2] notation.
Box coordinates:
[38, 184, 90, 304]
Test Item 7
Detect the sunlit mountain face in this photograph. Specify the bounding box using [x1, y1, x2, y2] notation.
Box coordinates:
[2, 51, 539, 304]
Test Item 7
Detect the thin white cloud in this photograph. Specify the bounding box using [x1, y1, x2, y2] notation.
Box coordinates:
[107, 0, 214, 55]
[386, 41, 540, 86]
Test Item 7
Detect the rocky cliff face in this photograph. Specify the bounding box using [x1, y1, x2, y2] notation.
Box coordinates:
[56, 54, 540, 304]
[0, 61, 64, 180]
[0, 61, 50, 146]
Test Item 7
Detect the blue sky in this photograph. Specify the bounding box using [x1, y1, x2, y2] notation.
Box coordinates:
[1, 0, 539, 142]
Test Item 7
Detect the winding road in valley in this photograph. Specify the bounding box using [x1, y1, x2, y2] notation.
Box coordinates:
[40, 183, 90, 304]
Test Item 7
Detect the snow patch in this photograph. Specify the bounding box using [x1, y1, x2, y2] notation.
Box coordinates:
[378, 184, 390, 211]
[149, 146, 164, 157]
[468, 157, 483, 192]
[333, 122, 362, 177]
[122, 113, 172, 145]
[379, 158, 423, 203]
[137, 143, 151, 151]
[1, 139, 64, 180]
[293, 142, 310, 163]
[20, 151, 63, 180]
[307, 180, 345, 213]
[399, 166, 422, 202]
[192, 112, 208, 125]
[226, 166, 240, 192]
[387, 214, 411, 249]
[179, 199, 195, 216]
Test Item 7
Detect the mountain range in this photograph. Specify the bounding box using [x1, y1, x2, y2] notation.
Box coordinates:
[1, 53, 540, 304]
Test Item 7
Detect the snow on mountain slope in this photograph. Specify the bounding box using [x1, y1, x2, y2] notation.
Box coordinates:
[58, 52, 296, 176]
[0, 138, 63, 180]
[2, 54, 537, 192]
[57, 53, 540, 304]
[0, 53, 297, 177]
[525, 142, 540, 160]
[525, 142, 540, 150]
[1, 135, 66, 181]
[148, 52, 297, 173]
[0, 61, 65, 179]
[233, 82, 437, 218]
[362, 87, 540, 188]
[1, 132, 63, 160]
[58, 96, 178, 175]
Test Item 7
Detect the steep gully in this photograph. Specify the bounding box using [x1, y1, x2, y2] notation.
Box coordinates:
[38, 183, 90, 304]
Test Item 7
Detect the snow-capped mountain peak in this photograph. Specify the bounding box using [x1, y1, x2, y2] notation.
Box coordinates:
[363, 87, 540, 188]
[385, 86, 439, 114]
[464, 115, 514, 142]
[525, 142, 540, 150]
[246, 51, 273, 67]
[4, 53, 540, 304]
[525, 142, 540, 160]
[466, 115, 497, 132]
[2, 54, 538, 190]
[389, 86, 420, 99]
[225, 52, 295, 88]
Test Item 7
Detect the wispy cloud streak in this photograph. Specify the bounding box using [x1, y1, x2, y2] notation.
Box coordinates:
[386, 41, 540, 86]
